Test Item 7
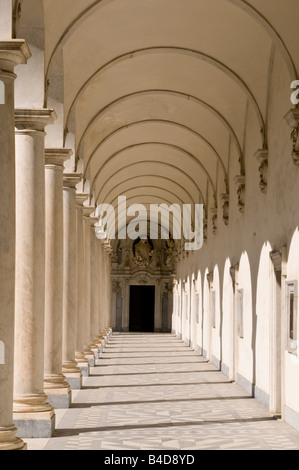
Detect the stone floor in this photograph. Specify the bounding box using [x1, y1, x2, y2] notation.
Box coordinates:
[24, 333, 299, 450]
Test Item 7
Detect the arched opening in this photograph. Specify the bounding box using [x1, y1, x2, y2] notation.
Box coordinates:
[236, 251, 253, 394]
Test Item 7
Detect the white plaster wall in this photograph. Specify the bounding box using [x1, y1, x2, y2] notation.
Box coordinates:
[182, 276, 190, 343]
[203, 269, 210, 358]
[222, 258, 234, 377]
[285, 228, 299, 414]
[172, 45, 299, 422]
[211, 265, 221, 364]
[195, 271, 203, 352]
[255, 242, 272, 398]
[190, 274, 196, 347]
[236, 252, 253, 385]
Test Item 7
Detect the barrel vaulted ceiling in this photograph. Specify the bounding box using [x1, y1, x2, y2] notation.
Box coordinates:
[15, 0, 299, 235]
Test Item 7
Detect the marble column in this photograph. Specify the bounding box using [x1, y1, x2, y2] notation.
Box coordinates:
[96, 239, 106, 354]
[87, 218, 100, 359]
[62, 174, 82, 389]
[0, 39, 30, 451]
[13, 109, 56, 438]
[107, 242, 113, 338]
[103, 240, 113, 341]
[90, 218, 103, 355]
[83, 208, 96, 366]
[75, 194, 90, 377]
[44, 149, 72, 409]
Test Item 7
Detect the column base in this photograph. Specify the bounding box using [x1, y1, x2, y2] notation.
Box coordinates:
[95, 336, 106, 356]
[90, 342, 100, 360]
[62, 362, 82, 390]
[44, 374, 71, 409]
[105, 328, 112, 339]
[13, 410, 55, 439]
[13, 395, 55, 438]
[83, 346, 95, 367]
[84, 354, 95, 367]
[75, 352, 90, 377]
[0, 426, 27, 450]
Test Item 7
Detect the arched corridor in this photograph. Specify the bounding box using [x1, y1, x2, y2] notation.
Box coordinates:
[1, 0, 299, 451]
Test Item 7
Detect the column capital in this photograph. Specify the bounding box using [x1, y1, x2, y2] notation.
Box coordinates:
[63, 173, 82, 190]
[45, 148, 72, 168]
[0, 40, 31, 73]
[15, 109, 57, 132]
[76, 193, 89, 207]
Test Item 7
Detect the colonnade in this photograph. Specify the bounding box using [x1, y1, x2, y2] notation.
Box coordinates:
[0, 40, 112, 450]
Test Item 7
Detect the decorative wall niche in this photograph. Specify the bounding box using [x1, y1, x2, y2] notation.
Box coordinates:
[195, 293, 200, 324]
[211, 290, 216, 329]
[286, 280, 298, 356]
[237, 289, 244, 339]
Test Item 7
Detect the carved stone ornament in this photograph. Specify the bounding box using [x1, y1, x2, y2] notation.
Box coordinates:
[133, 238, 154, 267]
[138, 276, 148, 285]
[124, 249, 130, 268]
[220, 193, 229, 226]
[164, 239, 175, 267]
[210, 207, 218, 234]
[234, 175, 246, 213]
[284, 108, 299, 166]
[112, 281, 121, 293]
[111, 251, 118, 264]
[203, 218, 208, 242]
[255, 149, 268, 193]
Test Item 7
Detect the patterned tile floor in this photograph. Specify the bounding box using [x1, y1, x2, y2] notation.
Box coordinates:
[24, 333, 299, 450]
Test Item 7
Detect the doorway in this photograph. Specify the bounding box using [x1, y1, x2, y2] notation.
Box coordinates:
[129, 286, 155, 332]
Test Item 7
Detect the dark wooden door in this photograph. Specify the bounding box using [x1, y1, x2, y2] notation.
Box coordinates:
[129, 286, 155, 332]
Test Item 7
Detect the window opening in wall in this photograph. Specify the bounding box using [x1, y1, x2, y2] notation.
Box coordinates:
[237, 289, 244, 338]
[196, 293, 200, 324]
[286, 281, 298, 355]
[211, 290, 216, 328]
